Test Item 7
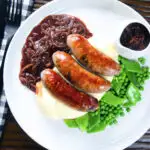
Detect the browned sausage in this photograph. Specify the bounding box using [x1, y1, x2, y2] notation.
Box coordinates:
[52, 51, 110, 93]
[41, 69, 99, 112]
[67, 34, 121, 76]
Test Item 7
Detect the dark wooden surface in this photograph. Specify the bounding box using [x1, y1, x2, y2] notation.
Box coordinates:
[0, 109, 46, 150]
[1, 0, 150, 150]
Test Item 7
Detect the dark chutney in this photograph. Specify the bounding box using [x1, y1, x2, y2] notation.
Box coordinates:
[120, 23, 150, 51]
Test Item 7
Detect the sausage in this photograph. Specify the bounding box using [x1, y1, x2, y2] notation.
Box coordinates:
[67, 34, 121, 76]
[41, 69, 99, 112]
[52, 51, 110, 93]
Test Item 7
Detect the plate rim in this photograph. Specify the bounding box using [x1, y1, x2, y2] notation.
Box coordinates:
[4, 0, 150, 150]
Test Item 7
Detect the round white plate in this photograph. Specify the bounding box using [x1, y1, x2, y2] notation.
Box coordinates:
[4, 0, 150, 150]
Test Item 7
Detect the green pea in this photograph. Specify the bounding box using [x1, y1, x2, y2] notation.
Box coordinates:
[120, 86, 124, 90]
[105, 117, 109, 121]
[118, 76, 122, 80]
[124, 82, 128, 87]
[146, 67, 149, 71]
[113, 119, 118, 124]
[139, 86, 144, 91]
[118, 55, 122, 61]
[121, 87, 125, 91]
[118, 104, 122, 107]
[120, 90, 124, 95]
[144, 67, 149, 73]
[114, 92, 116, 95]
[101, 118, 104, 121]
[118, 94, 122, 98]
[120, 112, 125, 117]
[100, 116, 104, 120]
[102, 104, 106, 109]
[113, 110, 117, 114]
[103, 104, 107, 108]
[109, 117, 114, 122]
[103, 120, 107, 125]
[101, 102, 104, 106]
[143, 67, 146, 72]
[141, 80, 145, 85]
[122, 94, 126, 98]
[108, 109, 112, 113]
[103, 115, 106, 119]
[138, 78, 142, 82]
[147, 72, 150, 75]
[114, 106, 118, 109]
[107, 114, 111, 119]
[125, 78, 129, 83]
[100, 110, 105, 115]
[145, 75, 150, 80]
[122, 74, 126, 78]
[104, 111, 108, 115]
[123, 89, 127, 93]
[116, 105, 120, 109]
[138, 57, 146, 65]
[109, 119, 113, 124]
[121, 89, 126, 95]
[119, 107, 123, 111]
[119, 94, 124, 98]
[126, 107, 131, 112]
[101, 105, 104, 110]
[109, 121, 114, 125]
[115, 113, 120, 117]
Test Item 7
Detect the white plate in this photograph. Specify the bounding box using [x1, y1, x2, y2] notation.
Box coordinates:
[4, 0, 150, 150]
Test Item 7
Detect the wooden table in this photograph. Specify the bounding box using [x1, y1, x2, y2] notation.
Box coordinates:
[1, 0, 150, 149]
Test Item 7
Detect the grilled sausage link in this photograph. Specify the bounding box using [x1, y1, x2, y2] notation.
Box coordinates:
[52, 51, 110, 93]
[41, 69, 99, 112]
[67, 34, 121, 76]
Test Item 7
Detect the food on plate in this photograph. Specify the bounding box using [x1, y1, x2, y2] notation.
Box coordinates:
[64, 55, 150, 133]
[138, 57, 146, 65]
[40, 69, 99, 112]
[52, 51, 111, 93]
[67, 34, 121, 76]
[19, 14, 92, 92]
[120, 23, 150, 50]
[19, 13, 150, 133]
